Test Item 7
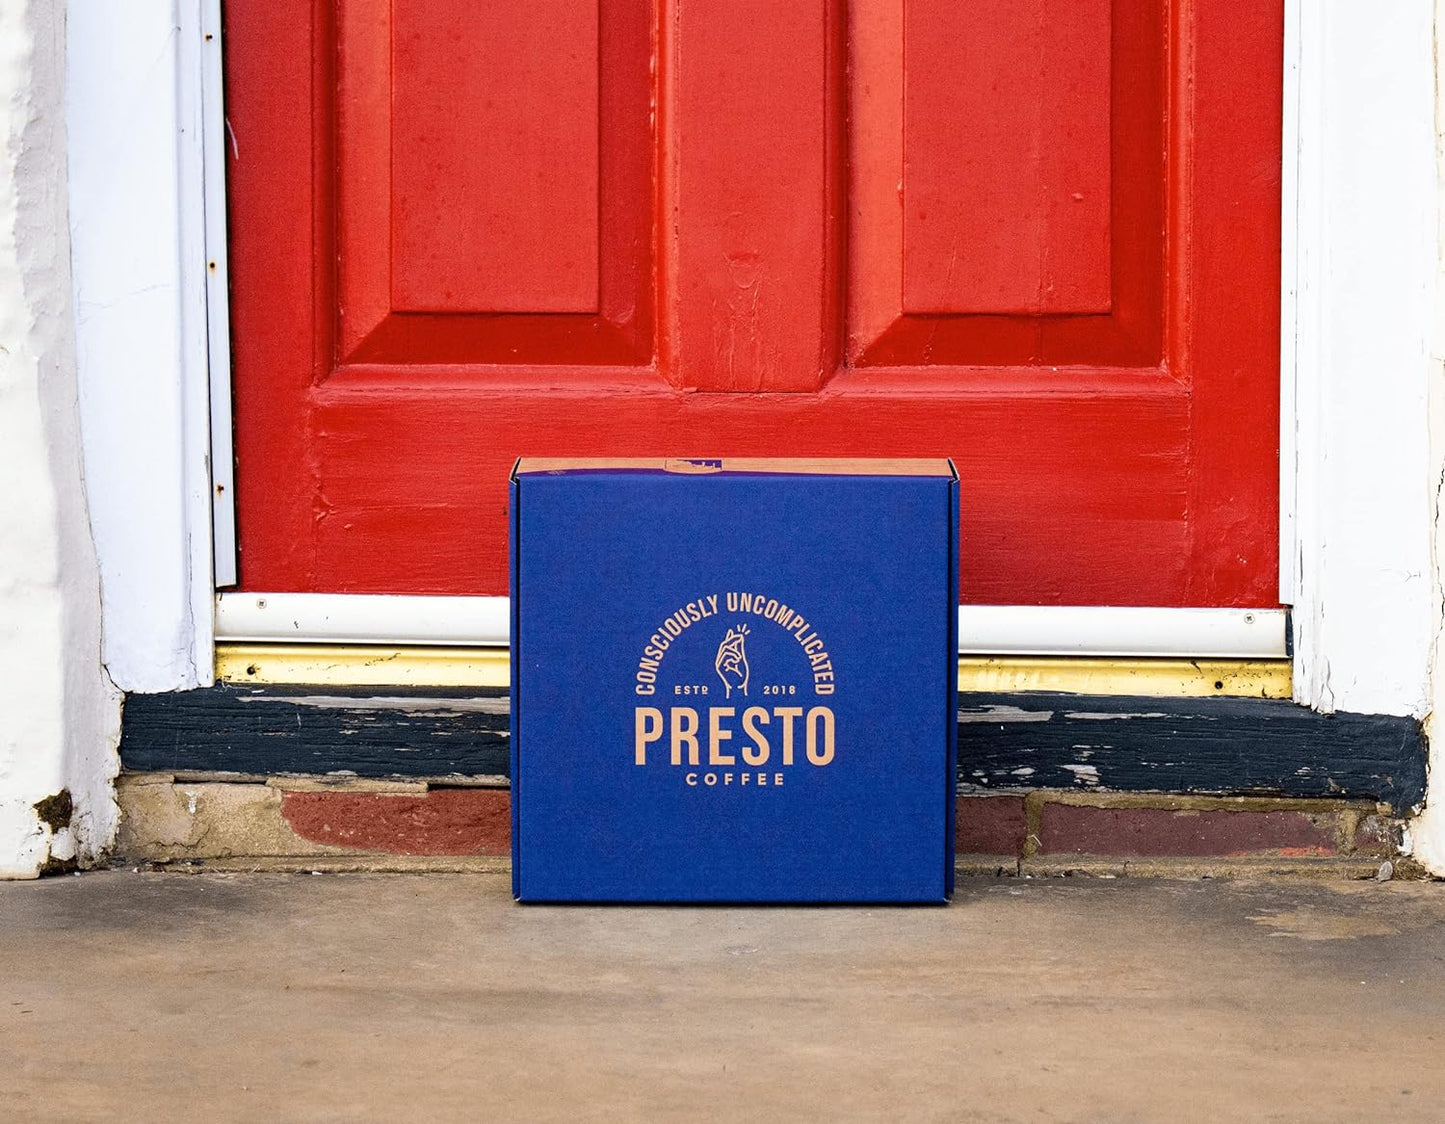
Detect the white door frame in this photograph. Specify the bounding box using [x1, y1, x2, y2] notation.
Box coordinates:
[68, 0, 219, 692]
[68, 2, 1437, 709]
[1279, 2, 1435, 719]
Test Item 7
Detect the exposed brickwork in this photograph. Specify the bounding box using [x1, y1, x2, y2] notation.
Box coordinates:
[118, 774, 1407, 871]
[1037, 805, 1339, 858]
[956, 796, 1025, 856]
[280, 789, 510, 856]
[1352, 814, 1403, 857]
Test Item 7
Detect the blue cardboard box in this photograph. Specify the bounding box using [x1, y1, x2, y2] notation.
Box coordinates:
[510, 458, 958, 902]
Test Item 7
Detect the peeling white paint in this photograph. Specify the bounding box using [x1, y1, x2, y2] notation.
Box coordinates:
[245, 695, 512, 716]
[1063, 711, 1170, 721]
[958, 706, 1053, 724]
[0, 0, 120, 878]
[1063, 764, 1101, 787]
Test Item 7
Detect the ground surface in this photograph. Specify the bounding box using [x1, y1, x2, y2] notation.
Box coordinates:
[2, 872, 1443, 1121]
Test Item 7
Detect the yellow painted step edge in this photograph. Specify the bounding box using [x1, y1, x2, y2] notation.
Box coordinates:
[216, 644, 1292, 699]
[956, 657, 1290, 699]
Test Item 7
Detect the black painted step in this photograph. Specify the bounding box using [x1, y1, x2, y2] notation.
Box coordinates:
[119, 685, 1427, 811]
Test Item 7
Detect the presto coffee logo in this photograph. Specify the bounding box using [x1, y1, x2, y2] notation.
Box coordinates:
[714, 624, 750, 698]
[631, 593, 837, 790]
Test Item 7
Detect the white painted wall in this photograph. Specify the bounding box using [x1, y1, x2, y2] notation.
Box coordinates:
[1407, 1, 1445, 875]
[0, 0, 120, 878]
[1287, 2, 1437, 720]
[67, 0, 215, 693]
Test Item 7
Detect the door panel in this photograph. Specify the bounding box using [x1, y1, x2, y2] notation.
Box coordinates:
[901, 0, 1113, 316]
[226, 0, 1281, 607]
[335, 0, 651, 364]
[662, 0, 843, 393]
[851, 0, 1163, 365]
[388, 0, 600, 314]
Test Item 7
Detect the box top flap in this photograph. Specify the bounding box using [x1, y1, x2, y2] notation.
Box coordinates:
[512, 457, 956, 479]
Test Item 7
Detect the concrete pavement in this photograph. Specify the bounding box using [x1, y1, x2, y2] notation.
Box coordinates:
[2, 871, 1444, 1121]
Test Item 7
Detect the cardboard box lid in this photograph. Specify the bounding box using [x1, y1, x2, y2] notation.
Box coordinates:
[513, 457, 955, 478]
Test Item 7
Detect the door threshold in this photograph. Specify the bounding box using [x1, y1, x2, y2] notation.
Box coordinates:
[214, 642, 1290, 698]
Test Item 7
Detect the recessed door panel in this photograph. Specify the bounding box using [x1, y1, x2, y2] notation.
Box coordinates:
[334, 0, 651, 365]
[389, 0, 601, 314]
[901, 0, 1112, 317]
[851, 0, 1165, 367]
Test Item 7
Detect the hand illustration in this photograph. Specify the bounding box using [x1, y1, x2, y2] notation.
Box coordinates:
[715, 624, 750, 699]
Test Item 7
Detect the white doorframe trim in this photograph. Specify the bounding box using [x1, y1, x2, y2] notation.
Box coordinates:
[1277, 0, 1302, 607]
[68, 0, 218, 692]
[68, 0, 1435, 715]
[199, 0, 238, 589]
[1283, 2, 1435, 720]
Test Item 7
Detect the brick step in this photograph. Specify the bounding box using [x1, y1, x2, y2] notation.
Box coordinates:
[115, 774, 1411, 878]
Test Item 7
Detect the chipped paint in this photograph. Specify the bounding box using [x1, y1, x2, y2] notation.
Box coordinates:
[123, 687, 1427, 808]
[240, 694, 511, 717]
[1064, 711, 1171, 721]
[958, 705, 1053, 724]
[1063, 764, 1101, 786]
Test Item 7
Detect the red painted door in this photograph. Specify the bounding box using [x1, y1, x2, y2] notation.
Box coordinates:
[226, 0, 1281, 606]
